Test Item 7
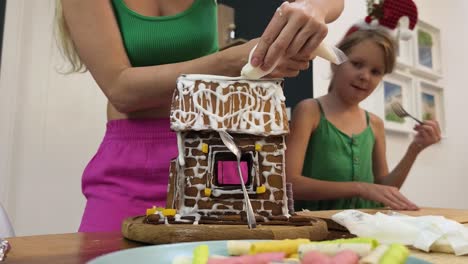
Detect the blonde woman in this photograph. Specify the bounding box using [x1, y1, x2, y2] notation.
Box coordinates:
[56, 0, 344, 232]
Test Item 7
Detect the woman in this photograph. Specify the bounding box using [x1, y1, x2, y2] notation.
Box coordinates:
[56, 0, 344, 232]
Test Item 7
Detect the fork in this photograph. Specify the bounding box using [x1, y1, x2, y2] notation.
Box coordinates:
[391, 102, 423, 124]
[218, 130, 257, 229]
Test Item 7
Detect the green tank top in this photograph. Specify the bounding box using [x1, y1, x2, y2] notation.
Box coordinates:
[111, 0, 218, 67]
[294, 100, 383, 211]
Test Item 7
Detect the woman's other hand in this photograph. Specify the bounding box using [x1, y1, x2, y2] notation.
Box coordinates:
[357, 182, 419, 210]
[411, 120, 442, 151]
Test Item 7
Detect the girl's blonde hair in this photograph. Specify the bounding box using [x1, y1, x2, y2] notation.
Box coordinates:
[54, 0, 86, 73]
[328, 28, 397, 92]
[338, 28, 397, 74]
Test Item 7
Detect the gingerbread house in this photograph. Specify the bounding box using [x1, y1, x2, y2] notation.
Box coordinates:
[166, 74, 290, 221]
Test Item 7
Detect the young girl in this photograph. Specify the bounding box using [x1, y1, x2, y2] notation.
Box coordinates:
[286, 28, 441, 211]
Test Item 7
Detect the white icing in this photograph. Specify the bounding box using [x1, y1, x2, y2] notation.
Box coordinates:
[171, 74, 287, 136]
[240, 44, 279, 79]
[177, 132, 185, 167]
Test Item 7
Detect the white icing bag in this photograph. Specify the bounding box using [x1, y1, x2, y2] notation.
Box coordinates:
[241, 42, 348, 79]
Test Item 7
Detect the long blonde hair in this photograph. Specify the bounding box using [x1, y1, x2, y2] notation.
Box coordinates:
[54, 0, 86, 73]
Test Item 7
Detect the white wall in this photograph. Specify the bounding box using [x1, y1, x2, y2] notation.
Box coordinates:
[0, 0, 467, 236]
[314, 0, 468, 209]
[0, 0, 106, 236]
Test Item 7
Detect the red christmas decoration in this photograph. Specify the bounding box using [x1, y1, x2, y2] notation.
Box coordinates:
[346, 0, 419, 40]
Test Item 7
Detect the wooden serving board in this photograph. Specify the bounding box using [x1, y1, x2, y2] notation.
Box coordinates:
[122, 216, 328, 245]
[297, 207, 468, 231]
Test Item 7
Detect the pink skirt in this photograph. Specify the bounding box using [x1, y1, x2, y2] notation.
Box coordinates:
[78, 119, 178, 232]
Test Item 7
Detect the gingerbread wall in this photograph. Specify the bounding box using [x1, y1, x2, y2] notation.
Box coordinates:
[167, 131, 289, 217]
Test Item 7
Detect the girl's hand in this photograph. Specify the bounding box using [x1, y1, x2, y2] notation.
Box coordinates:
[357, 182, 419, 210]
[411, 120, 442, 151]
[251, 1, 328, 71]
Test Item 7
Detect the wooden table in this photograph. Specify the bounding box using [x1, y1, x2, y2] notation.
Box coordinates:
[3, 207, 468, 263]
[3, 232, 144, 264]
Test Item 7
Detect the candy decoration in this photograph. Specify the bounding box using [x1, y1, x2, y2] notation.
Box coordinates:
[202, 143, 209, 153]
[380, 244, 409, 264]
[298, 237, 378, 258]
[193, 245, 210, 264]
[227, 240, 251, 256]
[207, 252, 285, 264]
[250, 239, 310, 257]
[332, 250, 360, 264]
[256, 185, 266, 194]
[302, 250, 360, 264]
[204, 188, 212, 197]
[146, 206, 157, 216]
[255, 143, 262, 151]
[301, 251, 332, 264]
[162, 208, 177, 217]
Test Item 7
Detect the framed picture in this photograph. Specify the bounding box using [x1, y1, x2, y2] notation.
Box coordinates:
[416, 81, 446, 135]
[411, 20, 443, 80]
[396, 34, 415, 69]
[379, 71, 415, 133]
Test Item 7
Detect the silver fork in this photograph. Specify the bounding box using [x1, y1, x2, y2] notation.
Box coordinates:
[391, 102, 423, 124]
[218, 130, 257, 229]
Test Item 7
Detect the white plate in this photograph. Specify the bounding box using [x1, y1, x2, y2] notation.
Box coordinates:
[88, 240, 432, 264]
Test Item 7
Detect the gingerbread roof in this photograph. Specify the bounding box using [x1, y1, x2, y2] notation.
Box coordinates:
[170, 75, 289, 136]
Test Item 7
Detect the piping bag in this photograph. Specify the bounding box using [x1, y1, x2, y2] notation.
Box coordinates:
[241, 42, 348, 79]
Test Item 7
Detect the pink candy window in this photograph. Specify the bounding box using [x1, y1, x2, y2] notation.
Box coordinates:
[217, 161, 249, 185]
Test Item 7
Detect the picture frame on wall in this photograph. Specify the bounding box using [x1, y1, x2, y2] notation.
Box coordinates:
[381, 71, 415, 133]
[411, 20, 443, 80]
[416, 81, 446, 136]
[396, 35, 415, 69]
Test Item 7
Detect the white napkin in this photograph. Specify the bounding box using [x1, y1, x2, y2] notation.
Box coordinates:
[332, 210, 468, 256]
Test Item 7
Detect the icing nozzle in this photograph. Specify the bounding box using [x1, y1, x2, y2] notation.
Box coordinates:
[311, 42, 348, 65]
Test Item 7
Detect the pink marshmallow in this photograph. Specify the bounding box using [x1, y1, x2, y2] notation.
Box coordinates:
[301, 251, 333, 264]
[331, 250, 359, 264]
[207, 252, 285, 264]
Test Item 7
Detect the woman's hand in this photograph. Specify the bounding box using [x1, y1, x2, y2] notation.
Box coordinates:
[251, 1, 328, 71]
[411, 120, 442, 151]
[223, 38, 310, 78]
[267, 56, 310, 78]
[357, 182, 419, 210]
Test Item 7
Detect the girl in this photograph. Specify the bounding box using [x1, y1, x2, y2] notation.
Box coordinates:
[56, 0, 344, 232]
[286, 28, 441, 211]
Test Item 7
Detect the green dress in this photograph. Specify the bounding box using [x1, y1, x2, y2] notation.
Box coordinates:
[294, 100, 383, 211]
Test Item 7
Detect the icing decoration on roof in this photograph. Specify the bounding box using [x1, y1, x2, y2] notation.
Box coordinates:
[170, 74, 289, 136]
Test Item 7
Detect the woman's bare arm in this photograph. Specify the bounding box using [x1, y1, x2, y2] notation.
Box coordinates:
[61, 0, 255, 113]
